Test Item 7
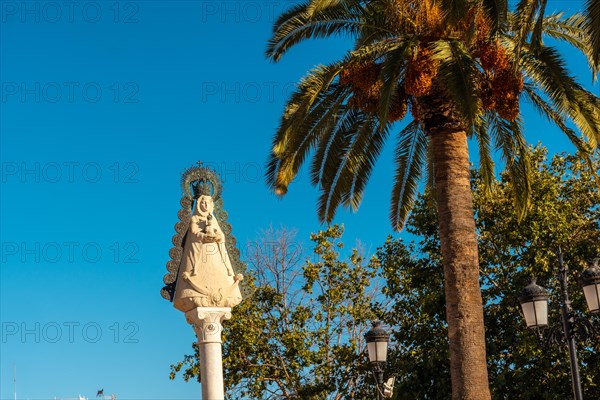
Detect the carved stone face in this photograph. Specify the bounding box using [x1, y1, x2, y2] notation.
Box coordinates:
[200, 197, 209, 212]
[198, 195, 213, 213]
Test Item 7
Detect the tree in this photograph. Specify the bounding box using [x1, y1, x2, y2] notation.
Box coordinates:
[264, 1, 600, 397]
[170, 225, 383, 399]
[377, 146, 600, 399]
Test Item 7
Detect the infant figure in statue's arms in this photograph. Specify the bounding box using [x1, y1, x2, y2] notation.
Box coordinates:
[202, 214, 219, 241]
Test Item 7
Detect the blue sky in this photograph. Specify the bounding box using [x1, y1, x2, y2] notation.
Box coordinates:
[0, 1, 597, 399]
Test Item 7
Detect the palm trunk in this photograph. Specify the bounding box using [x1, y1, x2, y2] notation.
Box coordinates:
[423, 95, 491, 400]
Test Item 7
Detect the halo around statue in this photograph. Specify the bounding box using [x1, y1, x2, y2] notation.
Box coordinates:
[180, 163, 223, 201]
[161, 162, 243, 302]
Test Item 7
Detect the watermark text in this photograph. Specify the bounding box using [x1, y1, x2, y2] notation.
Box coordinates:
[1, 241, 140, 264]
[2, 82, 139, 104]
[2, 321, 139, 343]
[1, 162, 139, 184]
[2, 1, 140, 23]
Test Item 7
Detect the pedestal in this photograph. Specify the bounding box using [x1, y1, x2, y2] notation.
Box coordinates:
[185, 307, 232, 400]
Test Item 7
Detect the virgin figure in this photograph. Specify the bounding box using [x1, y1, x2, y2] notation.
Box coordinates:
[173, 195, 243, 311]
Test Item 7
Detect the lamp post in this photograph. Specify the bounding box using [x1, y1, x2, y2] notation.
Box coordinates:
[364, 321, 390, 400]
[581, 258, 600, 314]
[518, 251, 600, 400]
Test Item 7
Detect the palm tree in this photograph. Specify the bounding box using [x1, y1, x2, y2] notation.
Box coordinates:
[264, 1, 600, 399]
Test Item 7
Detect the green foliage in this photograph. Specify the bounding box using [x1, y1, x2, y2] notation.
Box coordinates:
[379, 146, 600, 399]
[171, 146, 598, 398]
[171, 225, 382, 399]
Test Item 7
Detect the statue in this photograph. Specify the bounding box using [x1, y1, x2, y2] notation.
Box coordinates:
[161, 163, 244, 311]
[161, 163, 243, 400]
[173, 194, 243, 311]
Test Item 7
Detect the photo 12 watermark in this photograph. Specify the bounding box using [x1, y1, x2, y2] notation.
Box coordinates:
[1, 241, 140, 264]
[200, 81, 296, 104]
[241, 240, 306, 264]
[1, 1, 140, 24]
[200, 1, 294, 24]
[201, 161, 268, 184]
[1, 321, 139, 344]
[200, 160, 305, 184]
[1, 82, 140, 104]
[1, 161, 140, 184]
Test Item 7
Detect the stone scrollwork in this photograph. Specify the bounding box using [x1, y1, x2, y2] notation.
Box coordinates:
[185, 307, 233, 344]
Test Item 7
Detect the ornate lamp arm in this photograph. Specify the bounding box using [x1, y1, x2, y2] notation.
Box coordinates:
[557, 248, 583, 400]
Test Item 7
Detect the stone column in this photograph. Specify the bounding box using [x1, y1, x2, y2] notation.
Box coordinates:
[185, 307, 232, 400]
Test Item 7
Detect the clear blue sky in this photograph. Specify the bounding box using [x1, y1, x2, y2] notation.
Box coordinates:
[0, 1, 596, 399]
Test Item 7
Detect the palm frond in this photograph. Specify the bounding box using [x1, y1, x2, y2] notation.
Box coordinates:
[523, 84, 594, 155]
[585, 0, 600, 68]
[266, 1, 369, 62]
[482, 0, 508, 34]
[472, 115, 496, 190]
[390, 120, 427, 230]
[377, 40, 414, 126]
[542, 12, 598, 76]
[530, 0, 547, 52]
[432, 40, 481, 124]
[515, 42, 600, 148]
[347, 37, 409, 62]
[316, 113, 390, 222]
[311, 108, 359, 186]
[333, 116, 389, 215]
[306, 0, 348, 17]
[439, 0, 469, 26]
[273, 63, 346, 156]
[340, 118, 390, 211]
[272, 1, 310, 30]
[513, 0, 545, 55]
[276, 89, 350, 191]
[488, 113, 531, 220]
[355, 1, 400, 48]
[266, 63, 351, 193]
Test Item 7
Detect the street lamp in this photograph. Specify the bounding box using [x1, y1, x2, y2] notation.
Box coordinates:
[581, 258, 600, 314]
[518, 278, 549, 328]
[518, 250, 599, 400]
[364, 321, 391, 400]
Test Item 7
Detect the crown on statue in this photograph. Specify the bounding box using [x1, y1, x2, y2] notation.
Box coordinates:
[180, 162, 222, 201]
[192, 179, 214, 199]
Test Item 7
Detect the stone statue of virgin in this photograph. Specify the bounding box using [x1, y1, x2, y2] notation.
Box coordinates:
[173, 194, 243, 312]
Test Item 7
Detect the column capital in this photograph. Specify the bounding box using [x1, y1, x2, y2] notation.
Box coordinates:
[185, 307, 232, 343]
